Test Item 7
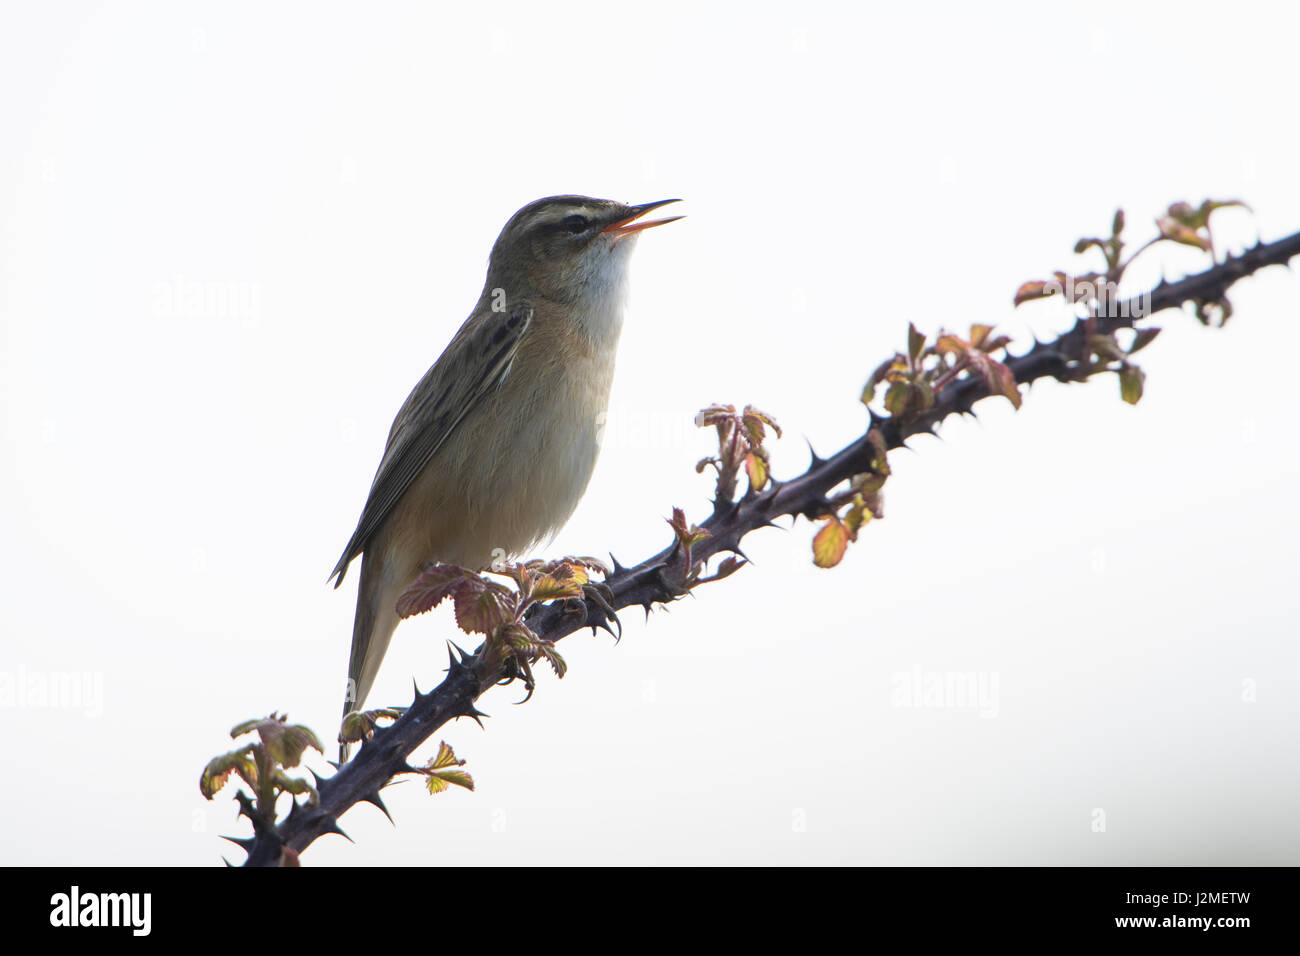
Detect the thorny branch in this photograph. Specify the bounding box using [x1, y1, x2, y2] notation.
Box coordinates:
[232, 227, 1300, 866]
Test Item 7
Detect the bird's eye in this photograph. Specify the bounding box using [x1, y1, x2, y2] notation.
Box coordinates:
[560, 214, 588, 234]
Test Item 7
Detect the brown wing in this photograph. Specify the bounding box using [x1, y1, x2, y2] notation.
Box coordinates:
[330, 300, 532, 585]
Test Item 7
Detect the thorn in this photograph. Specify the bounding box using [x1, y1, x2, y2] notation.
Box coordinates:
[221, 834, 257, 851]
[222, 857, 234, 867]
[361, 791, 394, 824]
[321, 817, 353, 843]
[729, 545, 751, 563]
[609, 552, 628, 575]
[651, 567, 679, 603]
[805, 438, 826, 468]
[446, 643, 477, 678]
[233, 791, 275, 837]
[459, 702, 488, 728]
[412, 677, 423, 698]
[589, 615, 621, 643]
[308, 767, 326, 788]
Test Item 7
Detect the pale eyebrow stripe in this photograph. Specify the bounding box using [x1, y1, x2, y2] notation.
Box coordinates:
[529, 205, 601, 229]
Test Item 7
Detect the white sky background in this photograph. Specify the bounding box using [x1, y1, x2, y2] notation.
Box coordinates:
[2, 1, 1298, 866]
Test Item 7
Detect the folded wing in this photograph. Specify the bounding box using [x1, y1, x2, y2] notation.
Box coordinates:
[330, 301, 533, 585]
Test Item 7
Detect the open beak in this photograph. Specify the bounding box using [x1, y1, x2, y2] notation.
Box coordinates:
[602, 198, 684, 237]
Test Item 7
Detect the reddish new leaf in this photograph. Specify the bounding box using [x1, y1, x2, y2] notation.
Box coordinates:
[667, 507, 710, 547]
[397, 564, 476, 619]
[452, 578, 517, 635]
[1013, 280, 1060, 307]
[742, 404, 782, 441]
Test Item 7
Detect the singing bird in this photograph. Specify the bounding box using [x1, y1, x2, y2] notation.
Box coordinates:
[331, 195, 682, 757]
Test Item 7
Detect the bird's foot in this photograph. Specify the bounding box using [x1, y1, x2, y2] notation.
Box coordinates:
[496, 654, 537, 704]
[561, 581, 621, 641]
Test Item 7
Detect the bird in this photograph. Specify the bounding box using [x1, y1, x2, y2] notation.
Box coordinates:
[331, 195, 682, 759]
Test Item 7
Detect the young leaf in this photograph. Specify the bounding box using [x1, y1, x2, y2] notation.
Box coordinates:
[452, 579, 517, 635]
[884, 381, 910, 416]
[908, 323, 926, 363]
[863, 355, 900, 405]
[693, 403, 736, 428]
[397, 564, 476, 619]
[812, 517, 850, 569]
[1156, 215, 1211, 252]
[534, 640, 567, 679]
[428, 740, 464, 770]
[865, 428, 890, 474]
[934, 333, 969, 357]
[497, 621, 539, 653]
[992, 360, 1022, 409]
[199, 747, 256, 800]
[259, 719, 323, 769]
[742, 404, 782, 440]
[1088, 334, 1127, 363]
[1013, 280, 1060, 307]
[270, 770, 318, 805]
[423, 742, 475, 796]
[338, 708, 405, 749]
[844, 493, 874, 534]
[667, 507, 710, 547]
[700, 555, 747, 583]
[1119, 364, 1145, 405]
[968, 324, 995, 350]
[968, 354, 1022, 409]
[530, 572, 585, 603]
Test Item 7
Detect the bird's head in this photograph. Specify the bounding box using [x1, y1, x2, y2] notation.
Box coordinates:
[485, 195, 682, 306]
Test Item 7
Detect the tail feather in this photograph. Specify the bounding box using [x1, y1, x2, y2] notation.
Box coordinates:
[339, 548, 401, 763]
